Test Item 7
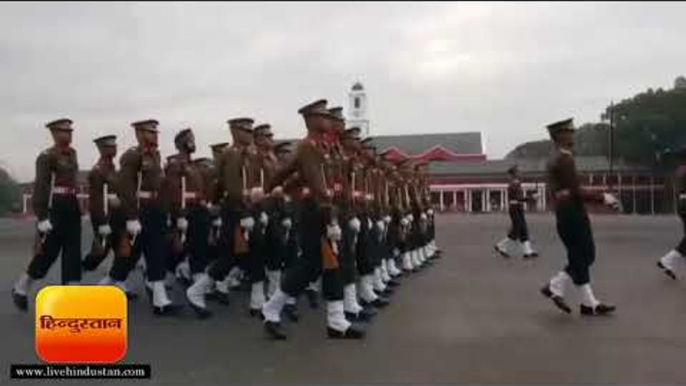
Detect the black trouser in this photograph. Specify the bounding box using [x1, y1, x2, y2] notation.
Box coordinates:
[27, 195, 82, 284]
[110, 203, 168, 283]
[246, 209, 267, 284]
[339, 215, 358, 285]
[82, 209, 126, 271]
[187, 204, 211, 274]
[281, 199, 343, 301]
[556, 201, 595, 286]
[507, 205, 529, 242]
[207, 205, 240, 281]
[264, 211, 284, 272]
[356, 214, 376, 276]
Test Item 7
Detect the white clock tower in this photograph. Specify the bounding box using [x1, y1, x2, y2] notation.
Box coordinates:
[348, 81, 370, 136]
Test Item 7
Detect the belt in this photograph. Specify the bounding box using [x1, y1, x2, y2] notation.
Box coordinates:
[509, 201, 523, 205]
[106, 194, 118, 200]
[53, 186, 77, 195]
[333, 183, 343, 193]
[353, 191, 362, 198]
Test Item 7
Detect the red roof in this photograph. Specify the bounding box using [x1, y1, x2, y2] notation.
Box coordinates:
[381, 145, 486, 163]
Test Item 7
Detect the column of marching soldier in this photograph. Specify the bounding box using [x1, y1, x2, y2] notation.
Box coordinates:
[10, 99, 444, 340]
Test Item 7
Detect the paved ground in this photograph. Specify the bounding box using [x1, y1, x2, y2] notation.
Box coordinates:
[2, 213, 686, 384]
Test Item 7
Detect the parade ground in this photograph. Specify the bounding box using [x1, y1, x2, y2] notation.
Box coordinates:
[1, 213, 685, 384]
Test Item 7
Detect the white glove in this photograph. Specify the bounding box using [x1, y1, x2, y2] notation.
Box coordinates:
[603, 193, 619, 208]
[98, 224, 112, 237]
[375, 220, 385, 232]
[240, 216, 255, 231]
[427, 209, 434, 216]
[400, 218, 409, 226]
[284, 195, 292, 203]
[383, 215, 392, 224]
[271, 186, 284, 197]
[348, 217, 361, 233]
[212, 218, 222, 227]
[250, 187, 265, 202]
[408, 214, 414, 222]
[420, 213, 428, 221]
[176, 218, 189, 231]
[259, 212, 269, 226]
[37, 219, 53, 234]
[327, 224, 342, 241]
[281, 218, 292, 229]
[126, 220, 142, 236]
[108, 196, 121, 208]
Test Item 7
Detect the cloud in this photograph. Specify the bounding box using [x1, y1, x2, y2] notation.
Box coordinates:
[0, 2, 685, 181]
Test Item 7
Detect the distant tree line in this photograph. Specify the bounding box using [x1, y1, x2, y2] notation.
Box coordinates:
[506, 85, 686, 170]
[0, 166, 22, 215]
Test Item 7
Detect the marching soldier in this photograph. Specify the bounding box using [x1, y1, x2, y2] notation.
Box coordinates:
[495, 165, 539, 259]
[396, 160, 419, 272]
[185, 118, 260, 318]
[385, 161, 407, 278]
[162, 129, 213, 306]
[657, 147, 686, 279]
[12, 119, 82, 311]
[210, 142, 242, 296]
[243, 123, 273, 317]
[354, 139, 392, 309]
[271, 141, 302, 321]
[540, 118, 618, 316]
[261, 99, 365, 340]
[330, 111, 376, 322]
[82, 135, 125, 275]
[109, 119, 180, 316]
[254, 124, 284, 300]
[194, 156, 222, 274]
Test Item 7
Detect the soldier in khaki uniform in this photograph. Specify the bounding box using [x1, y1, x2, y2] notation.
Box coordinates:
[82, 135, 125, 276]
[109, 119, 180, 316]
[254, 124, 285, 301]
[540, 118, 618, 316]
[261, 99, 365, 340]
[337, 124, 378, 322]
[12, 119, 82, 311]
[186, 118, 260, 317]
[162, 129, 214, 318]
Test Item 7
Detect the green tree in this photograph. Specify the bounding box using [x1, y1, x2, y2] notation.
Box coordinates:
[606, 87, 686, 167]
[0, 166, 22, 214]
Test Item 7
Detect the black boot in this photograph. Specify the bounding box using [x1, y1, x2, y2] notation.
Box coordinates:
[327, 323, 366, 339]
[283, 304, 300, 322]
[152, 303, 182, 317]
[657, 261, 677, 280]
[249, 308, 265, 320]
[264, 321, 287, 340]
[580, 303, 616, 316]
[540, 285, 571, 314]
[494, 245, 510, 259]
[12, 289, 28, 312]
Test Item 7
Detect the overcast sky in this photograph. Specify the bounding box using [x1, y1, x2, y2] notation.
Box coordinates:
[1, 2, 684, 182]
